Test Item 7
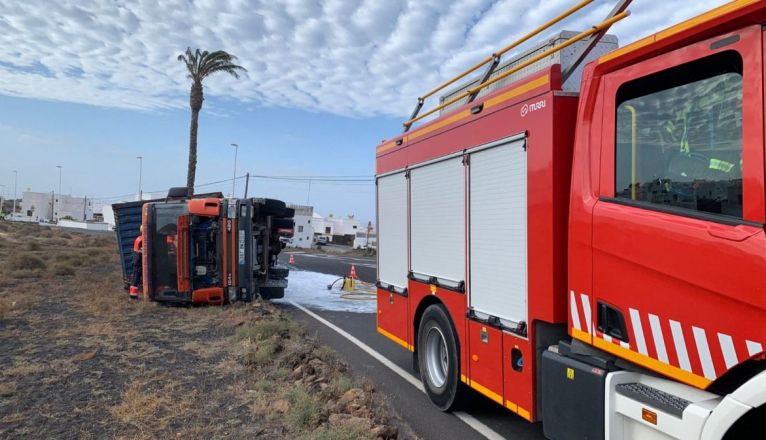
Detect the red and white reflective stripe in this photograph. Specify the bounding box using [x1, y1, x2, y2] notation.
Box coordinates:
[629, 308, 648, 355]
[569, 291, 765, 383]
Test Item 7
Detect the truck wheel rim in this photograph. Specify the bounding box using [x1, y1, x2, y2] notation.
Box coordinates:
[425, 326, 449, 388]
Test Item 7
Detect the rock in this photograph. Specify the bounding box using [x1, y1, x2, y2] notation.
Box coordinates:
[338, 388, 364, 407]
[319, 383, 329, 391]
[329, 414, 373, 431]
[291, 365, 303, 378]
[271, 399, 290, 413]
[73, 349, 98, 362]
[362, 382, 375, 393]
[371, 425, 399, 439]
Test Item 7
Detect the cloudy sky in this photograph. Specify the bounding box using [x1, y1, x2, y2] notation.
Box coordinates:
[0, 0, 729, 222]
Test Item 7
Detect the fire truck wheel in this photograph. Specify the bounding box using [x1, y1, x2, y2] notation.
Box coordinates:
[417, 304, 464, 411]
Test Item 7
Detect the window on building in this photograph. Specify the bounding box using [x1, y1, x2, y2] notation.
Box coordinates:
[325, 227, 331, 234]
[615, 51, 743, 219]
[297, 225, 304, 232]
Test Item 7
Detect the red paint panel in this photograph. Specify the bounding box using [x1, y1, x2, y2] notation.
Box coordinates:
[376, 289, 410, 350]
[467, 321, 504, 403]
[502, 332, 535, 421]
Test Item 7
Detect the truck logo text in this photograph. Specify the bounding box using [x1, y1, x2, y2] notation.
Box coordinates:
[521, 99, 546, 117]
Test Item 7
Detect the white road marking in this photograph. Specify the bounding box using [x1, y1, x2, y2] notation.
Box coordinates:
[288, 300, 506, 440]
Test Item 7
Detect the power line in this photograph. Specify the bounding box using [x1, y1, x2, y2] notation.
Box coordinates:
[90, 173, 374, 201]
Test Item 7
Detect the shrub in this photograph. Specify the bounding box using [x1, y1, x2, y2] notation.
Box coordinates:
[297, 426, 375, 440]
[26, 241, 41, 251]
[10, 254, 46, 271]
[241, 339, 281, 367]
[286, 385, 322, 429]
[236, 318, 294, 341]
[53, 263, 76, 276]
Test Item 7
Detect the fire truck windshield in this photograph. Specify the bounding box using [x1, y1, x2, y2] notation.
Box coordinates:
[150, 203, 187, 295]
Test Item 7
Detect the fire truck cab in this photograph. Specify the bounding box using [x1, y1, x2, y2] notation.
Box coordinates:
[375, 1, 766, 439]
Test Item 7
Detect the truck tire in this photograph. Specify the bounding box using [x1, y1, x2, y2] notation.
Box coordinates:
[257, 199, 286, 216]
[417, 304, 465, 411]
[259, 287, 285, 300]
[272, 218, 294, 229]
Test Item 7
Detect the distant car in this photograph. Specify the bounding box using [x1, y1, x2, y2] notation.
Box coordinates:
[315, 236, 329, 245]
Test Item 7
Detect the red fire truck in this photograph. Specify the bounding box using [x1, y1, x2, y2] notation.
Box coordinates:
[374, 1, 766, 438]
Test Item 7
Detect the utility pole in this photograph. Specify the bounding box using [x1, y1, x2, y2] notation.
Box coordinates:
[56, 165, 62, 221]
[83, 195, 87, 221]
[244, 172, 250, 198]
[137, 156, 143, 200]
[306, 178, 312, 205]
[0, 184, 4, 215]
[12, 170, 17, 217]
[230, 143, 238, 197]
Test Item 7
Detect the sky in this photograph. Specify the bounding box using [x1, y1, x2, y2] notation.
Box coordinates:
[0, 0, 730, 224]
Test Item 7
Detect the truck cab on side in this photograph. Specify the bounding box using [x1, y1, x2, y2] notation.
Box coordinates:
[114, 191, 293, 304]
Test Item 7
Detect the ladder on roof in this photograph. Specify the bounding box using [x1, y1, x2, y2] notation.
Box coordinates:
[403, 0, 632, 132]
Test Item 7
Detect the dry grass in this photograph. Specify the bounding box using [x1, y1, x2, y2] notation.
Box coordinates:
[0, 222, 408, 440]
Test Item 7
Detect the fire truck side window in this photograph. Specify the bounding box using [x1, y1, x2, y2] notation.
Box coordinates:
[615, 50, 743, 219]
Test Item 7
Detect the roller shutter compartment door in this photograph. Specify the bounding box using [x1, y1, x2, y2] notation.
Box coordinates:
[410, 156, 465, 286]
[469, 137, 527, 326]
[377, 172, 408, 290]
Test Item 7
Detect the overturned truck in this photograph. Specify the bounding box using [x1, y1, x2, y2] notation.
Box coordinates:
[113, 189, 294, 304]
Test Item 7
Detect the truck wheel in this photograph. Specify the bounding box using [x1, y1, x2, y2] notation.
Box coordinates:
[417, 304, 464, 411]
[272, 218, 294, 229]
[259, 287, 284, 300]
[258, 199, 286, 216]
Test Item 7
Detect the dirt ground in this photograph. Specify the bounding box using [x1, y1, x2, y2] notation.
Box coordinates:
[0, 222, 411, 439]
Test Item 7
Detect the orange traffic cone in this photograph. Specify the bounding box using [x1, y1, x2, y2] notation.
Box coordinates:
[288, 254, 295, 265]
[349, 265, 357, 279]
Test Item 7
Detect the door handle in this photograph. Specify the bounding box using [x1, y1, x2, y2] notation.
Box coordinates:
[706, 224, 760, 242]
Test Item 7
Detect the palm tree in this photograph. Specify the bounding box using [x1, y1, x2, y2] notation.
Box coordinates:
[178, 48, 246, 195]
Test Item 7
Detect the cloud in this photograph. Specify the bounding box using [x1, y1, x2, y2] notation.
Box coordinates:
[0, 0, 729, 117]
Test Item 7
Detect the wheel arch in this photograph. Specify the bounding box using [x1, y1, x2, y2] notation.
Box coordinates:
[413, 295, 450, 355]
[701, 367, 766, 440]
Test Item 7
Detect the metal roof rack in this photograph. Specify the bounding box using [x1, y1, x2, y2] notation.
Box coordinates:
[403, 0, 631, 132]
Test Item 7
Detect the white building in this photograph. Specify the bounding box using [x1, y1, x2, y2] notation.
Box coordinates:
[20, 191, 93, 222]
[353, 230, 377, 249]
[312, 213, 360, 241]
[287, 204, 314, 248]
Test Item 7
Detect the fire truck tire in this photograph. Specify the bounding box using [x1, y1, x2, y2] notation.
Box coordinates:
[417, 304, 465, 411]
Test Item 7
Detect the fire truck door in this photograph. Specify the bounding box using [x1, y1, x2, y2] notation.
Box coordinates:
[589, 28, 765, 387]
[468, 135, 528, 328]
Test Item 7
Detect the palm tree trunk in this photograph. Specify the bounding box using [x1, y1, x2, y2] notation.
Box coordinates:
[187, 82, 204, 195]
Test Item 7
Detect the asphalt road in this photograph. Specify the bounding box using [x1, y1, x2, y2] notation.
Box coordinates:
[279, 250, 377, 282]
[279, 250, 546, 440]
